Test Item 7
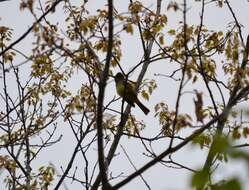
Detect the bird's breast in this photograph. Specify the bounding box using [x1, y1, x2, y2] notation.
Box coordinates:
[116, 83, 125, 97]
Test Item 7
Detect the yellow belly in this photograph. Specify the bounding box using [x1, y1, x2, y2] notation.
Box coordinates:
[116, 82, 136, 106]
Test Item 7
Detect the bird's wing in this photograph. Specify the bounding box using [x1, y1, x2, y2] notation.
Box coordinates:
[127, 80, 136, 92]
[124, 81, 136, 95]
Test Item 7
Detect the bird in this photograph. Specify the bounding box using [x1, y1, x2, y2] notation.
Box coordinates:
[114, 72, 150, 115]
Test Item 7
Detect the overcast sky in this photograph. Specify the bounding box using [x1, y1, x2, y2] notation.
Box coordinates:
[1, 1, 249, 190]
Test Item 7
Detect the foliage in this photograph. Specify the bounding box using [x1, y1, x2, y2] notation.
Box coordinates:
[0, 0, 249, 189]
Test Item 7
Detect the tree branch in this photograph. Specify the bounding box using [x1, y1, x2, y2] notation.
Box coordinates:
[96, 0, 113, 189]
[0, 0, 64, 57]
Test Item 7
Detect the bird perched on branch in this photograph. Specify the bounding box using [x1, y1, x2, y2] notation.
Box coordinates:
[114, 72, 150, 115]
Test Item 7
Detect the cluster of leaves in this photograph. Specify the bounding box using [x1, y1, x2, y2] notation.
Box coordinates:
[155, 102, 192, 135]
[191, 136, 249, 190]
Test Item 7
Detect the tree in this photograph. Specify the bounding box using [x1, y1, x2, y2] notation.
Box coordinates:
[0, 0, 249, 189]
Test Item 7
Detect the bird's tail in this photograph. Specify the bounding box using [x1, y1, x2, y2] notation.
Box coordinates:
[135, 99, 150, 115]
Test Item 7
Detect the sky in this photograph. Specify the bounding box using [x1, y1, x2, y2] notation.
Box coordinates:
[1, 0, 249, 190]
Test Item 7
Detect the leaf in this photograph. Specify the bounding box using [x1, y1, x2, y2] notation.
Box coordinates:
[217, 0, 223, 7]
[243, 127, 249, 137]
[191, 169, 209, 189]
[232, 128, 241, 139]
[142, 29, 153, 40]
[159, 35, 164, 45]
[211, 178, 241, 190]
[124, 23, 133, 34]
[168, 29, 176, 35]
[192, 134, 211, 149]
[141, 90, 149, 100]
[211, 136, 230, 156]
[167, 1, 179, 11]
[128, 1, 143, 14]
[194, 90, 204, 123]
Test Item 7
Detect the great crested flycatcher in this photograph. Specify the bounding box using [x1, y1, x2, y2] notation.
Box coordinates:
[114, 72, 150, 115]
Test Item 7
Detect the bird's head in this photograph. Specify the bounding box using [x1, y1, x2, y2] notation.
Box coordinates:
[114, 72, 124, 83]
